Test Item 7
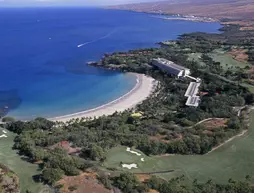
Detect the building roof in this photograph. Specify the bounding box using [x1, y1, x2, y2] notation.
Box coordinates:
[184, 82, 201, 97]
[185, 96, 200, 107]
[153, 58, 189, 71]
[184, 82, 201, 107]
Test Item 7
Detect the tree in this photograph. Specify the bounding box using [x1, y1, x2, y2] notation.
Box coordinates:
[80, 144, 105, 161]
[42, 168, 64, 184]
[6, 121, 25, 134]
[244, 93, 254, 105]
[147, 176, 164, 190]
[112, 172, 146, 193]
[227, 117, 241, 130]
[97, 172, 112, 189]
[68, 185, 78, 191]
[1, 116, 15, 123]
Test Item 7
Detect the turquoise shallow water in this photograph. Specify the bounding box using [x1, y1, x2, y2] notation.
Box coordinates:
[0, 7, 221, 120]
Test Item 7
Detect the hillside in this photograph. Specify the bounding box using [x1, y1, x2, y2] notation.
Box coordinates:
[0, 164, 20, 193]
[109, 0, 254, 30]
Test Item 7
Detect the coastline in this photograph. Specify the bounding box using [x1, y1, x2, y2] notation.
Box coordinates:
[151, 15, 217, 23]
[50, 73, 157, 122]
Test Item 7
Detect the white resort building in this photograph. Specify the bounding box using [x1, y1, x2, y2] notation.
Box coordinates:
[152, 58, 201, 107]
[185, 96, 200, 107]
[152, 58, 190, 78]
[184, 82, 201, 107]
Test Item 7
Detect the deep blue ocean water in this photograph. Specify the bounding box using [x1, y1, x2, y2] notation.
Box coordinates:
[0, 8, 221, 120]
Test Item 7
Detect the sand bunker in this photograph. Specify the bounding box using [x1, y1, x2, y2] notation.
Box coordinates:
[2, 130, 7, 134]
[141, 158, 144, 162]
[126, 147, 141, 156]
[122, 164, 138, 169]
[0, 134, 7, 138]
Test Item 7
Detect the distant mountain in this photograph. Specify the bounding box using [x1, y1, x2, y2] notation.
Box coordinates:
[109, 0, 254, 20]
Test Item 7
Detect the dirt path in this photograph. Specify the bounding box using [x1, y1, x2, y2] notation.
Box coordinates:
[193, 118, 225, 127]
[135, 170, 174, 175]
[206, 129, 248, 154]
[186, 117, 225, 129]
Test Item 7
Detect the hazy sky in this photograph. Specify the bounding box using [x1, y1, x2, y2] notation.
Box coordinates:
[0, 0, 156, 6]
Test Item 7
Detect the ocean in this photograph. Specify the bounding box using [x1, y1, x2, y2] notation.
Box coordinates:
[0, 7, 221, 120]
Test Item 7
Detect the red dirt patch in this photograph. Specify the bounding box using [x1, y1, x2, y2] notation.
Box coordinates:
[56, 172, 113, 193]
[202, 130, 213, 136]
[136, 174, 151, 182]
[50, 141, 81, 155]
[33, 160, 43, 164]
[149, 133, 182, 143]
[149, 135, 170, 143]
[228, 49, 249, 63]
[173, 133, 183, 141]
[147, 189, 160, 193]
[201, 118, 227, 130]
[248, 67, 254, 79]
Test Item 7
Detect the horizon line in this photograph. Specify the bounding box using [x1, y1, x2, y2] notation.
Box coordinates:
[0, 5, 104, 8]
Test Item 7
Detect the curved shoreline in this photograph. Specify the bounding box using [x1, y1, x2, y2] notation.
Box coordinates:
[50, 73, 157, 122]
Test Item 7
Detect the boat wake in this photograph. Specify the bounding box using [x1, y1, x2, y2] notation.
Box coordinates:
[77, 29, 116, 48]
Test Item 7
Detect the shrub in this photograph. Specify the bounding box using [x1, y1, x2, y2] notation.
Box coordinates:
[2, 116, 15, 122]
[68, 185, 78, 191]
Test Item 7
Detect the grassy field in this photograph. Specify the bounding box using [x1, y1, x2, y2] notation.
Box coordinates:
[188, 49, 251, 70]
[241, 83, 254, 93]
[209, 49, 251, 70]
[104, 111, 254, 184]
[0, 129, 49, 193]
[188, 49, 254, 93]
[187, 53, 205, 66]
[103, 147, 148, 171]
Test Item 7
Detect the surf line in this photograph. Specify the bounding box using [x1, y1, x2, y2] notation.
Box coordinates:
[77, 29, 116, 48]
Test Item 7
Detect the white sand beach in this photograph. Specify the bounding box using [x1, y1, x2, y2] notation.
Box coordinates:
[51, 73, 157, 122]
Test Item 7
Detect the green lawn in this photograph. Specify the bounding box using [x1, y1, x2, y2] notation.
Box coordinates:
[209, 49, 251, 70]
[241, 83, 254, 93]
[188, 49, 251, 70]
[103, 147, 149, 172]
[0, 129, 48, 193]
[104, 111, 254, 184]
[187, 53, 205, 66]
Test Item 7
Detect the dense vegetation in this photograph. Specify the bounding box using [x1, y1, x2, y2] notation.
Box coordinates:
[146, 176, 253, 193]
[3, 24, 254, 189]
[104, 172, 253, 193]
